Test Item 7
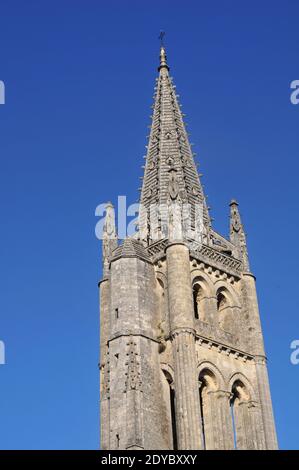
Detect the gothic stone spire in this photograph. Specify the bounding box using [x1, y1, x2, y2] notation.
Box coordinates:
[139, 45, 210, 245]
[100, 44, 278, 451]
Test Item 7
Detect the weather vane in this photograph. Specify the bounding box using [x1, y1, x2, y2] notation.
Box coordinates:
[159, 31, 165, 47]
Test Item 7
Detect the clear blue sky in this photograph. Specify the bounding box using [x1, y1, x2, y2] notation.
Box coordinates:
[0, 0, 298, 450]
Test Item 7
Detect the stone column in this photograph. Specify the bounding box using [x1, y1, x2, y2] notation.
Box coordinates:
[99, 277, 111, 450]
[203, 390, 234, 450]
[214, 391, 234, 450]
[108, 246, 169, 450]
[100, 352, 110, 450]
[242, 273, 265, 355]
[255, 356, 278, 449]
[234, 400, 255, 450]
[125, 338, 144, 450]
[233, 396, 268, 450]
[167, 241, 203, 450]
[99, 277, 110, 368]
[248, 400, 266, 450]
[171, 330, 203, 449]
[242, 272, 278, 449]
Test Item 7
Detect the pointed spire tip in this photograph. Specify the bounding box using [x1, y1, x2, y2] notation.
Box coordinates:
[230, 199, 239, 206]
[158, 46, 169, 71]
[158, 31, 169, 71]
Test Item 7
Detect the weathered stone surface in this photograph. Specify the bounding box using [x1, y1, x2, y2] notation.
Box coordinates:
[99, 45, 278, 450]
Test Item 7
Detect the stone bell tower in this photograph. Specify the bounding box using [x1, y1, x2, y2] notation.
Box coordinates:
[99, 45, 278, 450]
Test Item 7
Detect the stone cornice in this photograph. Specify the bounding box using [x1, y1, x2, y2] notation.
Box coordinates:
[195, 333, 255, 363]
[190, 244, 242, 278]
[146, 238, 243, 277]
[254, 354, 268, 365]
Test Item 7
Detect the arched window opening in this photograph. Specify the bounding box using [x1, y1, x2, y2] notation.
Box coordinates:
[198, 369, 217, 450]
[230, 395, 238, 449]
[157, 278, 166, 326]
[163, 370, 178, 451]
[193, 283, 201, 319]
[169, 385, 178, 450]
[216, 287, 237, 335]
[232, 380, 250, 402]
[230, 380, 251, 450]
[199, 380, 206, 449]
[192, 277, 213, 324]
[217, 291, 227, 311]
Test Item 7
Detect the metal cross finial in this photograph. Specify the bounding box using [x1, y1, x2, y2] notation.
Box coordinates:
[158, 31, 169, 70]
[159, 31, 165, 47]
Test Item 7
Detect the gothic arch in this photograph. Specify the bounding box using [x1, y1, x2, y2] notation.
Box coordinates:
[191, 273, 214, 322]
[196, 362, 233, 449]
[214, 280, 241, 308]
[228, 372, 255, 401]
[215, 282, 241, 335]
[197, 361, 225, 390]
[198, 367, 218, 449]
[228, 372, 261, 450]
[161, 363, 175, 384]
[191, 271, 214, 297]
[156, 270, 168, 289]
[199, 368, 218, 390]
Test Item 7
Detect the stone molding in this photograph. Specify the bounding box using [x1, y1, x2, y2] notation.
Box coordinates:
[146, 238, 242, 277]
[196, 334, 254, 363]
[169, 327, 196, 339]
